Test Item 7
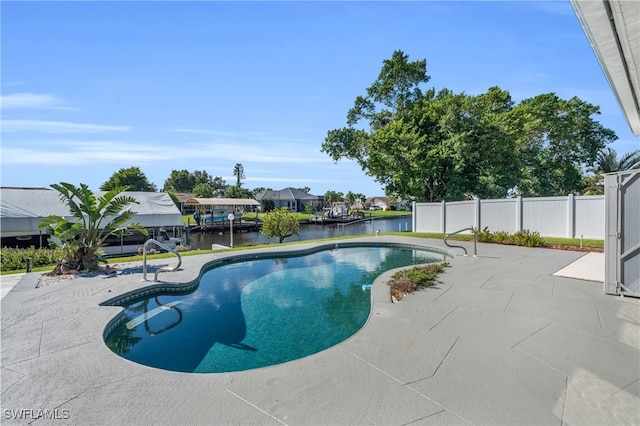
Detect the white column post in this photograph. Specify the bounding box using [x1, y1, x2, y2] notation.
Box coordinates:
[516, 196, 523, 233]
[567, 193, 575, 238]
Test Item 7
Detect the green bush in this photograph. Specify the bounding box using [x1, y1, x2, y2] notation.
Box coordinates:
[0, 246, 70, 272]
[475, 227, 493, 243]
[473, 227, 547, 248]
[512, 230, 547, 247]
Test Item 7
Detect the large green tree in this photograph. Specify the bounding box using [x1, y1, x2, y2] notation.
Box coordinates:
[193, 182, 214, 198]
[510, 94, 617, 196]
[163, 170, 195, 192]
[100, 167, 157, 192]
[39, 183, 147, 274]
[224, 185, 252, 199]
[193, 170, 214, 187]
[322, 50, 616, 201]
[163, 169, 227, 194]
[211, 176, 228, 196]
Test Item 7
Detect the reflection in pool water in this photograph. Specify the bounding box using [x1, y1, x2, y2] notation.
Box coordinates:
[104, 245, 447, 373]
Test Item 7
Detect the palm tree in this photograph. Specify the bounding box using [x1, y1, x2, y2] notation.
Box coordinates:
[39, 183, 147, 274]
[592, 147, 640, 173]
[583, 148, 639, 195]
[233, 163, 245, 187]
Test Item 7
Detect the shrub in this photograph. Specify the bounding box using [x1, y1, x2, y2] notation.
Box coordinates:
[0, 246, 70, 272]
[512, 230, 546, 247]
[388, 262, 448, 302]
[492, 230, 512, 244]
[472, 227, 547, 248]
[475, 227, 493, 243]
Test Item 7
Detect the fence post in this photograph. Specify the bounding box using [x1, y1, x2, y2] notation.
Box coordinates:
[567, 193, 575, 238]
[516, 196, 523, 233]
[441, 200, 446, 233]
[475, 198, 481, 230]
[412, 201, 416, 232]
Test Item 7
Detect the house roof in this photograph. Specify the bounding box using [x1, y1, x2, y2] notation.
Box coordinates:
[174, 193, 195, 203]
[571, 0, 640, 135]
[255, 187, 320, 201]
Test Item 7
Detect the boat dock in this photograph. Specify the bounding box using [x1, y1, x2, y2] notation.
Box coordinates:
[188, 219, 262, 234]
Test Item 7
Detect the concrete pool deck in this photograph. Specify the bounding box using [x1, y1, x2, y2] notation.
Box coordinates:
[1, 236, 638, 425]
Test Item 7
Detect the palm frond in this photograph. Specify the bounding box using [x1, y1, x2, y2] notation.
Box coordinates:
[97, 186, 130, 209]
[594, 147, 640, 173]
[38, 215, 66, 229]
[619, 149, 640, 170]
[102, 211, 137, 230]
[101, 196, 139, 217]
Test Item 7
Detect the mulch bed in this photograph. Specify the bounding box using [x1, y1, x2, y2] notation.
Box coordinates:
[547, 245, 604, 253]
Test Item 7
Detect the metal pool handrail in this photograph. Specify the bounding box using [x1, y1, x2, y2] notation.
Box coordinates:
[142, 239, 182, 281]
[444, 227, 477, 257]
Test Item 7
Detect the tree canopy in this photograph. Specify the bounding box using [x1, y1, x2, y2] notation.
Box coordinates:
[193, 182, 214, 198]
[261, 207, 300, 243]
[100, 167, 157, 192]
[163, 169, 195, 193]
[224, 185, 252, 199]
[323, 190, 344, 206]
[163, 169, 227, 194]
[322, 50, 618, 201]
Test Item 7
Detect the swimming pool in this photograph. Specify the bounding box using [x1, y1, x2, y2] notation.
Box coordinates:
[103, 242, 452, 373]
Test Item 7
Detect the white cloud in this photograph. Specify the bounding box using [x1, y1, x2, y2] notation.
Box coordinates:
[1, 120, 130, 133]
[1, 140, 164, 166]
[189, 141, 328, 164]
[170, 127, 320, 144]
[245, 176, 338, 184]
[0, 138, 331, 167]
[171, 128, 241, 137]
[1, 93, 66, 109]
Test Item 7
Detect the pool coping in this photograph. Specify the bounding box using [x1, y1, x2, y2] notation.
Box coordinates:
[1, 235, 638, 425]
[100, 240, 456, 362]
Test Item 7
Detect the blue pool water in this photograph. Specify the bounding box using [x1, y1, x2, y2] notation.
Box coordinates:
[104, 243, 448, 373]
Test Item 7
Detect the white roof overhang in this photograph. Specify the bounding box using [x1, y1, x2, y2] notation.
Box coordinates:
[184, 198, 260, 206]
[571, 0, 640, 135]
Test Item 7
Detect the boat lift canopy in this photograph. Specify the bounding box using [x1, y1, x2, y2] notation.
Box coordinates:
[184, 198, 260, 207]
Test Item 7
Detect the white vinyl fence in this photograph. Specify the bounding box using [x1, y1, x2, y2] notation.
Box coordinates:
[413, 194, 605, 239]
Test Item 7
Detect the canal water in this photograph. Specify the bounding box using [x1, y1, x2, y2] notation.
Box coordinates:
[185, 215, 413, 250]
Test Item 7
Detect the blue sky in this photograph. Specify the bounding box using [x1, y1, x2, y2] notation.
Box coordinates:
[1, 1, 638, 197]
